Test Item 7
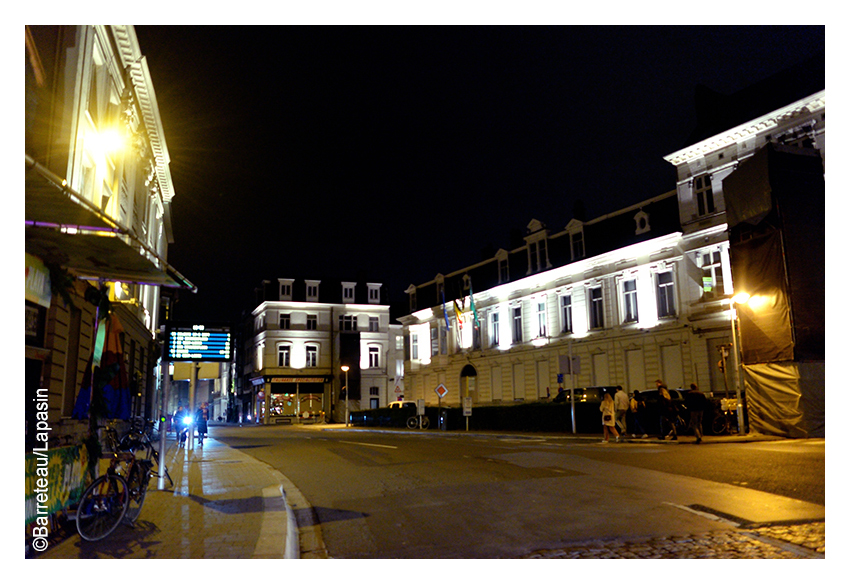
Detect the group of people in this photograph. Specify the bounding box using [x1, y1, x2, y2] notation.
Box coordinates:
[599, 380, 707, 443]
[172, 403, 210, 446]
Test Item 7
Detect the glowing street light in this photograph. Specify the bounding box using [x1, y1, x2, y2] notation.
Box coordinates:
[341, 365, 350, 427]
[729, 291, 750, 434]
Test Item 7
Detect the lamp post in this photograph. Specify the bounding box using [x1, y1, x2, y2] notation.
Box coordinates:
[730, 292, 750, 435]
[341, 365, 350, 427]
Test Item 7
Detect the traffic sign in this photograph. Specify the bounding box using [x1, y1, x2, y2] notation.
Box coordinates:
[435, 383, 448, 398]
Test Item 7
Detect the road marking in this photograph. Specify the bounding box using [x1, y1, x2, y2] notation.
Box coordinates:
[339, 440, 398, 449]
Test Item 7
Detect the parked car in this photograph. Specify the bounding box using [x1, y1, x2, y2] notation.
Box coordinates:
[350, 401, 434, 429]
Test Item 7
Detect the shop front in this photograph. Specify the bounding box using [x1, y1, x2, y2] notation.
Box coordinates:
[264, 376, 332, 424]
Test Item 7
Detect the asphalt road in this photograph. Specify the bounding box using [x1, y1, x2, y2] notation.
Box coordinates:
[213, 425, 825, 558]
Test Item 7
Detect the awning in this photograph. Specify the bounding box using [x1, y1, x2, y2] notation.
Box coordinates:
[25, 155, 196, 291]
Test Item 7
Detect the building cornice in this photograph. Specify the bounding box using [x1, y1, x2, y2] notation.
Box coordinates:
[663, 90, 825, 167]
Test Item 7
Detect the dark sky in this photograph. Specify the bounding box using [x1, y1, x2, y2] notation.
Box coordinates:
[133, 25, 825, 324]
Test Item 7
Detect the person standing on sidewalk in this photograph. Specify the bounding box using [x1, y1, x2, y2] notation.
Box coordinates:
[614, 385, 629, 436]
[630, 391, 649, 438]
[600, 392, 620, 443]
[684, 383, 707, 443]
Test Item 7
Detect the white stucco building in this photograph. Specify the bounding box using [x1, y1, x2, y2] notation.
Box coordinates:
[243, 278, 404, 423]
[400, 77, 824, 437]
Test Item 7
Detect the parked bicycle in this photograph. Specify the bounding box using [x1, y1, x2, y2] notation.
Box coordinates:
[711, 398, 739, 435]
[75, 426, 154, 541]
[406, 415, 430, 429]
[118, 421, 173, 487]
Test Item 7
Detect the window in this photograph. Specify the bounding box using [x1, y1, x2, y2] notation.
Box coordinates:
[278, 345, 290, 367]
[306, 314, 317, 330]
[279, 313, 291, 330]
[694, 175, 715, 216]
[431, 326, 439, 356]
[512, 306, 523, 343]
[700, 250, 725, 299]
[368, 285, 381, 303]
[342, 283, 355, 302]
[560, 295, 573, 333]
[370, 386, 379, 396]
[536, 301, 547, 338]
[623, 279, 638, 323]
[571, 230, 584, 261]
[490, 311, 500, 347]
[339, 314, 357, 331]
[589, 286, 604, 329]
[306, 281, 320, 301]
[279, 280, 293, 300]
[657, 272, 675, 317]
[369, 346, 380, 368]
[499, 257, 509, 283]
[369, 316, 379, 332]
[411, 333, 419, 360]
[305, 345, 318, 367]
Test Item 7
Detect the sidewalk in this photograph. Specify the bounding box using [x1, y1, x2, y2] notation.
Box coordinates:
[34, 435, 304, 559]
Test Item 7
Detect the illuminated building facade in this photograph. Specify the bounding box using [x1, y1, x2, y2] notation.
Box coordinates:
[400, 81, 824, 437]
[25, 26, 194, 450]
[244, 279, 403, 423]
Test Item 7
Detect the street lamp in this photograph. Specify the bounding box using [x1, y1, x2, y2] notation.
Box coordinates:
[730, 292, 749, 434]
[341, 365, 350, 427]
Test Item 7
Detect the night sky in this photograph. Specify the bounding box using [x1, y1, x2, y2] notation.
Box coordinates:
[132, 25, 825, 324]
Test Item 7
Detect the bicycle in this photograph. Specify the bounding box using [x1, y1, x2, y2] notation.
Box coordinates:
[76, 428, 154, 541]
[712, 409, 738, 435]
[711, 398, 739, 435]
[118, 423, 173, 487]
[406, 415, 430, 429]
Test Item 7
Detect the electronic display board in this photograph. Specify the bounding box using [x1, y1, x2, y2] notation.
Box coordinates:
[166, 323, 232, 361]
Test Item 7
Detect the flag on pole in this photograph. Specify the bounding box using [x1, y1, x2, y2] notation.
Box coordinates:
[441, 288, 451, 331]
[469, 280, 480, 330]
[453, 298, 464, 329]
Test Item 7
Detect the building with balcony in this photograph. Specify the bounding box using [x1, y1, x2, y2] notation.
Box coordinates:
[242, 278, 403, 423]
[400, 68, 824, 437]
[25, 25, 194, 532]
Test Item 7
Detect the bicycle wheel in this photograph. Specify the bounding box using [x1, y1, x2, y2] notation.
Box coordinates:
[76, 474, 129, 541]
[420, 416, 430, 429]
[151, 447, 174, 487]
[123, 461, 151, 524]
[711, 414, 728, 435]
[406, 416, 418, 429]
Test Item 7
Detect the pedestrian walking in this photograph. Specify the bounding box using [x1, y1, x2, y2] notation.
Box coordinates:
[600, 392, 620, 443]
[614, 385, 629, 435]
[630, 391, 649, 438]
[684, 383, 707, 443]
[656, 380, 678, 440]
[195, 403, 209, 445]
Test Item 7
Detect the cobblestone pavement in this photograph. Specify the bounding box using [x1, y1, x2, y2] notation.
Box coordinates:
[523, 521, 825, 559]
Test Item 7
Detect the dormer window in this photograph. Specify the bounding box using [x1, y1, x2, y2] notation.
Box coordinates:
[406, 284, 417, 312]
[566, 219, 585, 261]
[342, 282, 355, 303]
[367, 283, 381, 304]
[525, 219, 551, 275]
[278, 279, 293, 301]
[306, 280, 320, 302]
[571, 230, 584, 260]
[495, 250, 509, 284]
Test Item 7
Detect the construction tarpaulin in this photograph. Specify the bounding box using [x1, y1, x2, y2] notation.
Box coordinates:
[743, 362, 806, 438]
[723, 143, 825, 437]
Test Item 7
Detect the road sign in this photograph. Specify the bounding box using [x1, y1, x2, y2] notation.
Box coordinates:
[435, 383, 448, 398]
[463, 397, 472, 416]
